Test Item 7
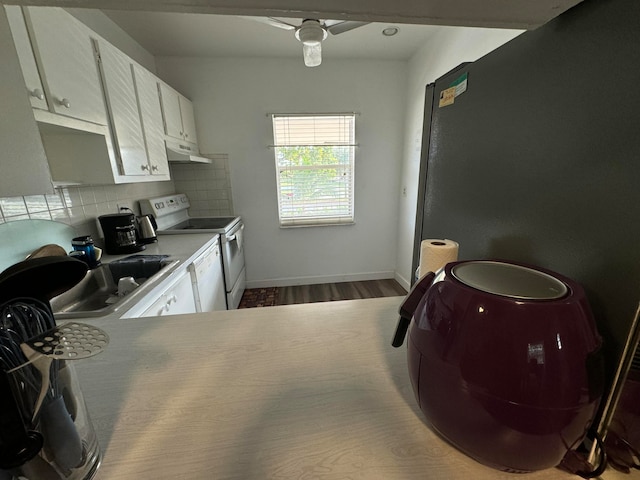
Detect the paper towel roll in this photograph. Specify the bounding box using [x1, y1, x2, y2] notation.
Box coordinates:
[418, 239, 459, 278]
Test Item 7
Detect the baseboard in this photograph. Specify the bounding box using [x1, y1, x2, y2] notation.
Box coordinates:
[246, 271, 397, 289]
[394, 271, 411, 292]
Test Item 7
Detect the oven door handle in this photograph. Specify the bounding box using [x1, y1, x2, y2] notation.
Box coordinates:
[226, 224, 244, 242]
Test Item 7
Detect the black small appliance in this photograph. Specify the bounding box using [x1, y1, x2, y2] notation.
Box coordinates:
[98, 213, 145, 255]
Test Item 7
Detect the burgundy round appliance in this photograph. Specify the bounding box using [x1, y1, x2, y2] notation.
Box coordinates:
[393, 260, 603, 473]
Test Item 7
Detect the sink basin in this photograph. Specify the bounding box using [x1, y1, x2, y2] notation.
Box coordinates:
[50, 255, 178, 318]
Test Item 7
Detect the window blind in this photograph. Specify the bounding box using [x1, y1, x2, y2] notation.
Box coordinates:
[272, 114, 356, 227]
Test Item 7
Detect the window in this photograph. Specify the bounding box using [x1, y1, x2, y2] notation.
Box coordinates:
[271, 114, 356, 227]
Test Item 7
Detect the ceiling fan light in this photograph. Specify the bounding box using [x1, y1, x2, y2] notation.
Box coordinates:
[302, 43, 322, 67]
[295, 20, 327, 46]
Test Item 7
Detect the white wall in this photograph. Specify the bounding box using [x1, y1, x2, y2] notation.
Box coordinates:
[156, 57, 407, 287]
[394, 26, 522, 289]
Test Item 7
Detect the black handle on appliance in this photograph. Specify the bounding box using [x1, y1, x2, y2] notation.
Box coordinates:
[147, 214, 157, 230]
[392, 271, 435, 348]
[0, 370, 43, 469]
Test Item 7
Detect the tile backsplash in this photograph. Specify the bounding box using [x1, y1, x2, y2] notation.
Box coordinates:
[0, 153, 233, 244]
[0, 182, 174, 242]
[170, 154, 234, 217]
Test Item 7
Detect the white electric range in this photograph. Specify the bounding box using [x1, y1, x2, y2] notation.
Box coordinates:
[140, 194, 246, 310]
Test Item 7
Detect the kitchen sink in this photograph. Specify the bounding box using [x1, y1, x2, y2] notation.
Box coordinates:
[50, 255, 178, 318]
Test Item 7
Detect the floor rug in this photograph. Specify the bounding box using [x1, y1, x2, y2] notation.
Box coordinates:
[238, 287, 279, 308]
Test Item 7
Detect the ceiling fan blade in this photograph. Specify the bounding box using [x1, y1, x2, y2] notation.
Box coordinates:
[326, 21, 369, 35]
[242, 16, 297, 31]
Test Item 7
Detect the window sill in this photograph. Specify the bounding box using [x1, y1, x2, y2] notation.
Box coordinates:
[279, 221, 355, 229]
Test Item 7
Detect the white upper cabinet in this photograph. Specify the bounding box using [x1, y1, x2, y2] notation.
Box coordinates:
[159, 82, 183, 141]
[158, 82, 199, 146]
[2, 6, 189, 187]
[132, 64, 170, 177]
[94, 38, 149, 176]
[25, 7, 107, 126]
[0, 6, 53, 196]
[59, 37, 171, 184]
[5, 6, 47, 111]
[178, 95, 198, 145]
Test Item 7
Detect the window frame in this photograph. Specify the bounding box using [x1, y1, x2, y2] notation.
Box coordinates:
[271, 113, 357, 228]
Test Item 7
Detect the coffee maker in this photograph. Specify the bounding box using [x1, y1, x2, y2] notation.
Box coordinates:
[98, 213, 145, 255]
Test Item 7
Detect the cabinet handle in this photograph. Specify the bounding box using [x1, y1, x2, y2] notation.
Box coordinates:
[184, 133, 189, 139]
[30, 88, 45, 100]
[59, 98, 71, 108]
[141, 164, 150, 171]
[168, 295, 177, 304]
[151, 165, 159, 172]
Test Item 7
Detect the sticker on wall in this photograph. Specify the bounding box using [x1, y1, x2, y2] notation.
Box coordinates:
[439, 87, 456, 107]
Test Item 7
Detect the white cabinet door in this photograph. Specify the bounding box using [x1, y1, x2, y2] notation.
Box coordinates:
[26, 7, 107, 126]
[5, 6, 47, 111]
[179, 95, 198, 145]
[158, 82, 183, 141]
[95, 39, 149, 176]
[0, 6, 53, 196]
[140, 271, 196, 318]
[159, 81, 199, 146]
[132, 65, 170, 177]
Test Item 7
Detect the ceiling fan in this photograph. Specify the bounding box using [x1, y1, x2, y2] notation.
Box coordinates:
[246, 17, 369, 67]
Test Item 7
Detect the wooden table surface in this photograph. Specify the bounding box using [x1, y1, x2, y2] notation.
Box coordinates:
[74, 297, 627, 479]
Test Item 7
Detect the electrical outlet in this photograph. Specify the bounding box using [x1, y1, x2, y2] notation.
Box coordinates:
[116, 203, 127, 213]
[402, 186, 407, 197]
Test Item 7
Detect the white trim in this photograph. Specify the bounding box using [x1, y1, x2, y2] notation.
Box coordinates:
[394, 271, 411, 292]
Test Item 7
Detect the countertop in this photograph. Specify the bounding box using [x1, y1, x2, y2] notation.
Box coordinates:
[73, 297, 626, 479]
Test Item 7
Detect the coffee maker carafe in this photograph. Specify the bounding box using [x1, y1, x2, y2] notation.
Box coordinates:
[98, 213, 145, 255]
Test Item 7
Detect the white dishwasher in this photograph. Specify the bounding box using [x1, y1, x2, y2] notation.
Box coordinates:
[189, 237, 227, 312]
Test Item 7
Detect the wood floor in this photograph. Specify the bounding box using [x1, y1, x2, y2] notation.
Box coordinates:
[277, 279, 407, 305]
[238, 279, 407, 308]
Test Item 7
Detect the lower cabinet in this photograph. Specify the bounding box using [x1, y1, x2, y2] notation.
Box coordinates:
[138, 269, 197, 318]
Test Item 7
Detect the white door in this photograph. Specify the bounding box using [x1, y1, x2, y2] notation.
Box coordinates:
[132, 64, 170, 177]
[5, 6, 48, 110]
[26, 7, 107, 125]
[179, 95, 198, 145]
[158, 82, 183, 141]
[141, 271, 196, 318]
[95, 39, 148, 176]
[190, 241, 226, 312]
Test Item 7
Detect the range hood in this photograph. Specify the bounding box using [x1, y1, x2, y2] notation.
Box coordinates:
[165, 138, 211, 164]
